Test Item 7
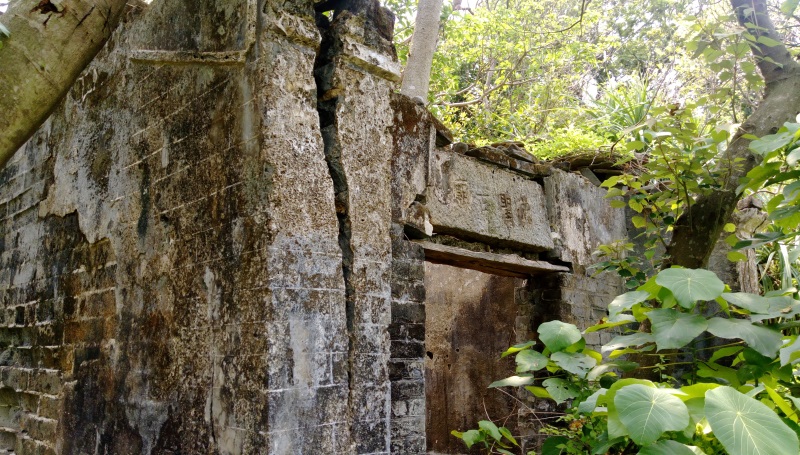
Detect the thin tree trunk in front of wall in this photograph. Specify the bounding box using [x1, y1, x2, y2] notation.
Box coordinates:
[400, 0, 444, 101]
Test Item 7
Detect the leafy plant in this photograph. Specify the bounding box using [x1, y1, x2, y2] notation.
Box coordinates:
[452, 267, 800, 454]
[451, 420, 521, 454]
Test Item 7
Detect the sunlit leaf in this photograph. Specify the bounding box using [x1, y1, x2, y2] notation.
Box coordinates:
[608, 291, 650, 322]
[655, 268, 725, 308]
[501, 340, 535, 358]
[782, 0, 800, 16]
[706, 386, 799, 455]
[578, 388, 607, 413]
[489, 375, 534, 388]
[602, 332, 654, 354]
[538, 321, 581, 352]
[615, 384, 689, 445]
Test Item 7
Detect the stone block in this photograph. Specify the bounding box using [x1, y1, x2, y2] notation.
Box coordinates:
[427, 149, 554, 252]
[464, 146, 552, 178]
[544, 170, 628, 271]
[391, 302, 425, 324]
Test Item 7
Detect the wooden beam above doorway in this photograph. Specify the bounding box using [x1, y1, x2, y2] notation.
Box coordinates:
[414, 241, 570, 278]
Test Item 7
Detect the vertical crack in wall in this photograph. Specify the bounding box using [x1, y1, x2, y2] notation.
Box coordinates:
[314, 12, 358, 435]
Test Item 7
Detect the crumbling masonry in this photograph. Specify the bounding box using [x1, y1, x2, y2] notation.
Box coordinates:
[0, 0, 686, 453]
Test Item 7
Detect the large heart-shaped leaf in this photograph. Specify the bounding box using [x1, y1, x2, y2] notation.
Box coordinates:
[647, 309, 708, 351]
[749, 295, 800, 322]
[516, 349, 549, 373]
[706, 317, 782, 357]
[551, 351, 597, 378]
[604, 379, 655, 439]
[655, 268, 725, 308]
[615, 384, 689, 445]
[608, 291, 650, 322]
[602, 332, 654, 354]
[720, 292, 771, 313]
[706, 386, 799, 455]
[538, 321, 581, 352]
[489, 375, 534, 388]
[542, 378, 579, 404]
[637, 440, 705, 455]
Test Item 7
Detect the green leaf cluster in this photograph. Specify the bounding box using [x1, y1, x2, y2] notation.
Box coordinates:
[453, 267, 800, 454]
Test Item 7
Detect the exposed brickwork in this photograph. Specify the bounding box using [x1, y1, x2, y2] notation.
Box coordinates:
[388, 224, 426, 454]
[533, 272, 622, 348]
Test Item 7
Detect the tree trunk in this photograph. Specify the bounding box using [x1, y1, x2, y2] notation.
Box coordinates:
[0, 0, 128, 167]
[400, 0, 444, 101]
[664, 0, 800, 269]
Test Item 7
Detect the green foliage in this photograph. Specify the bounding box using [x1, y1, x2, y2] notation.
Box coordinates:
[452, 267, 800, 454]
[451, 419, 521, 454]
[528, 127, 608, 160]
[706, 386, 800, 455]
[707, 119, 800, 299]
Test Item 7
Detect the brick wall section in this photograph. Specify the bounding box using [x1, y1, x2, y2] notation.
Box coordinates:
[388, 224, 426, 454]
[388, 92, 435, 454]
[0, 139, 71, 455]
[533, 272, 620, 350]
[514, 271, 623, 452]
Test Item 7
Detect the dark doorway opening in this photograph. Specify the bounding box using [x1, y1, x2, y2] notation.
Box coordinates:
[424, 262, 526, 454]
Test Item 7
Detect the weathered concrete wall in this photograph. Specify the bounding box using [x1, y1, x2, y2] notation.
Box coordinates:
[544, 170, 628, 273]
[0, 0, 402, 453]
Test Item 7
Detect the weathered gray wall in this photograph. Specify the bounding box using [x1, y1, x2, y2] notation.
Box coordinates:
[0, 0, 402, 453]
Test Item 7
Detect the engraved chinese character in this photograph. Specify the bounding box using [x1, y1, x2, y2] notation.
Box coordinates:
[499, 194, 514, 225]
[452, 181, 469, 204]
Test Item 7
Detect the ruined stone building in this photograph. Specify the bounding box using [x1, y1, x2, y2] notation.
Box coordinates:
[0, 0, 702, 453]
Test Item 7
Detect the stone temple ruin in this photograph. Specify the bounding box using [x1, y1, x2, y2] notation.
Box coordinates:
[0, 1, 757, 454]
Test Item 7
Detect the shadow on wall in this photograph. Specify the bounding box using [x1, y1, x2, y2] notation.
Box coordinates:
[0, 387, 21, 450]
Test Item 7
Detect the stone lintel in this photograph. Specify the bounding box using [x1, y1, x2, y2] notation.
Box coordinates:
[415, 241, 569, 278]
[426, 149, 554, 252]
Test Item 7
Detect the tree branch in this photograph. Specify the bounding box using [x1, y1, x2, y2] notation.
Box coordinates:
[664, 0, 800, 269]
[0, 0, 128, 167]
[731, 0, 800, 85]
